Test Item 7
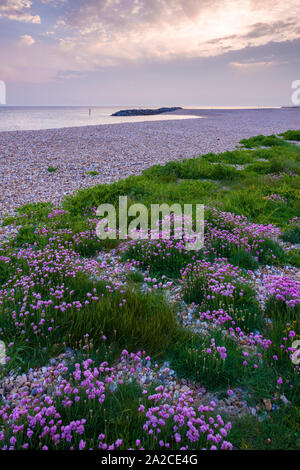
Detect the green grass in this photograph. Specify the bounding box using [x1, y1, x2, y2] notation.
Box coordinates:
[47, 166, 58, 173]
[279, 130, 300, 142]
[203, 149, 256, 165]
[243, 161, 272, 174]
[265, 296, 300, 322]
[69, 287, 177, 355]
[228, 249, 259, 270]
[286, 249, 300, 267]
[229, 407, 300, 450]
[239, 134, 291, 149]
[143, 158, 241, 181]
[166, 329, 244, 389]
[0, 259, 10, 286]
[126, 270, 145, 283]
[282, 226, 300, 244]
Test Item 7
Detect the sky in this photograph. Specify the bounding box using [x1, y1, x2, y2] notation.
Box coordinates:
[0, 0, 299, 106]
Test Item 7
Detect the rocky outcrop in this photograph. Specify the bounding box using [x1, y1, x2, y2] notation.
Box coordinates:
[112, 107, 182, 116]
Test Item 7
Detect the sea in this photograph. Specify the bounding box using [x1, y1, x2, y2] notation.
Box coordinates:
[0, 106, 203, 132]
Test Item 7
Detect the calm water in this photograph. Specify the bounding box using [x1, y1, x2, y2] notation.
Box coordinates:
[0, 106, 201, 131]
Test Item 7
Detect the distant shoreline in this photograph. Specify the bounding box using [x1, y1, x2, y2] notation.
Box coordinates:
[0, 105, 293, 132]
[0, 106, 199, 132]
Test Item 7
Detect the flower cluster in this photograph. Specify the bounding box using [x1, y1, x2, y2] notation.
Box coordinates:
[264, 275, 300, 308]
[205, 209, 281, 260]
[206, 208, 281, 239]
[180, 258, 253, 309]
[0, 351, 232, 450]
[0, 244, 100, 349]
[143, 389, 232, 450]
[122, 222, 201, 278]
[263, 194, 286, 203]
[288, 217, 300, 227]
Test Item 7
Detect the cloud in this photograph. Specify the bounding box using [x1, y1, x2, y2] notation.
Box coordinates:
[245, 20, 297, 39]
[0, 0, 40, 23]
[19, 34, 35, 45]
[229, 60, 279, 69]
[54, 69, 87, 80]
[51, 0, 300, 63]
[1, 0, 300, 84]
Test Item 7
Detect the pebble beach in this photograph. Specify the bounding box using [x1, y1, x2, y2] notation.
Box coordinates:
[1, 107, 300, 217]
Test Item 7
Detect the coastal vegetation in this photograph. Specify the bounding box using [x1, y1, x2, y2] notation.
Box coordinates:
[47, 166, 58, 173]
[0, 132, 299, 450]
[85, 170, 100, 176]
